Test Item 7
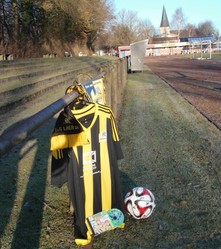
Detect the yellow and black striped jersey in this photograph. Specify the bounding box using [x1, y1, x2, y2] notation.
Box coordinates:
[50, 103, 124, 246]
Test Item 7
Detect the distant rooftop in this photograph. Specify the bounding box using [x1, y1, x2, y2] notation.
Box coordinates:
[180, 36, 217, 44]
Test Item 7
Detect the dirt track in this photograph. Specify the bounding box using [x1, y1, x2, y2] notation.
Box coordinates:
[145, 56, 221, 130]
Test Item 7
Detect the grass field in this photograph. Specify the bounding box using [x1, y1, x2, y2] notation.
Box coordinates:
[0, 56, 221, 249]
[182, 52, 221, 60]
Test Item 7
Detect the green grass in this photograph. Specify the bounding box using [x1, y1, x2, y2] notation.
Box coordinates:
[210, 52, 221, 60]
[182, 51, 221, 60]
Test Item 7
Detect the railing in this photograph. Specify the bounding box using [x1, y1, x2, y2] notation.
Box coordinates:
[0, 72, 107, 156]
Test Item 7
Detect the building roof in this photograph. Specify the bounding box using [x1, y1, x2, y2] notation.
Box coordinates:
[160, 6, 169, 28]
[180, 36, 217, 44]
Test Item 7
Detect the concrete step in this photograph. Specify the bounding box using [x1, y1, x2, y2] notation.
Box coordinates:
[0, 56, 113, 114]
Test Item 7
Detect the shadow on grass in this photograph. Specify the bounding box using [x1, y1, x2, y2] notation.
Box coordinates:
[0, 117, 131, 249]
[0, 118, 54, 248]
[120, 171, 137, 197]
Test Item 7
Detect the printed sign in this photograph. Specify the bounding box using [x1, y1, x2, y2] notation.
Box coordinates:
[82, 78, 105, 104]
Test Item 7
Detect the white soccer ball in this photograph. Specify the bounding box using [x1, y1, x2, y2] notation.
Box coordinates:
[124, 187, 156, 219]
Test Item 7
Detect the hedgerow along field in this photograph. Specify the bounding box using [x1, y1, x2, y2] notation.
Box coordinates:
[0, 55, 221, 249]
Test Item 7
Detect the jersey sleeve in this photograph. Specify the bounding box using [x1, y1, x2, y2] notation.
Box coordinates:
[109, 108, 124, 160]
[51, 148, 70, 187]
[114, 140, 124, 160]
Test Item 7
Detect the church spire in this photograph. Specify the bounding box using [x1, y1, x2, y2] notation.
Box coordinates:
[160, 6, 170, 35]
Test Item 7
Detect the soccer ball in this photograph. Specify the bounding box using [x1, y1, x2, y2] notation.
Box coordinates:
[124, 187, 156, 219]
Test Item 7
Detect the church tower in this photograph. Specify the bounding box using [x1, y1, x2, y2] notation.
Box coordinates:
[160, 6, 170, 35]
[152, 5, 179, 45]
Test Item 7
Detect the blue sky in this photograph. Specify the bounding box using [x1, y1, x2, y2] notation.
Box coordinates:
[113, 0, 221, 35]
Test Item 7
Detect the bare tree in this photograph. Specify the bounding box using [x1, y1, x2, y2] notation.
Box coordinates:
[184, 23, 197, 37]
[197, 21, 216, 36]
[0, 0, 17, 50]
[97, 8, 156, 51]
[105, 10, 142, 47]
[53, 0, 114, 52]
[136, 19, 155, 41]
[118, 9, 138, 32]
[171, 7, 187, 39]
[0, 0, 115, 56]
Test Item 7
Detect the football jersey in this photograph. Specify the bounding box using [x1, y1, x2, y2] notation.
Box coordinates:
[50, 103, 124, 246]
